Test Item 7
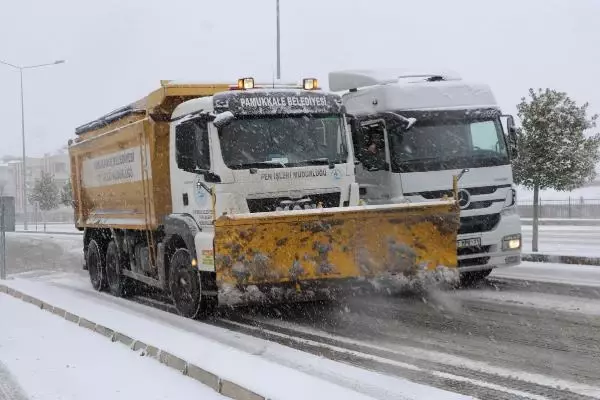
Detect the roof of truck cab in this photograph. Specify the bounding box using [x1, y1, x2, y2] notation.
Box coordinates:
[341, 79, 498, 115]
[171, 88, 341, 120]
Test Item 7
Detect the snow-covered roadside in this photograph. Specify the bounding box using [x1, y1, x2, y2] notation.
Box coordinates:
[0, 277, 472, 400]
[491, 261, 600, 287]
[520, 225, 600, 258]
[15, 223, 80, 234]
[0, 294, 227, 400]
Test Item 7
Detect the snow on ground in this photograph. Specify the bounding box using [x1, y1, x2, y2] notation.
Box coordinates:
[0, 294, 227, 400]
[246, 313, 600, 399]
[15, 223, 80, 234]
[491, 261, 600, 287]
[454, 288, 600, 317]
[517, 185, 600, 201]
[4, 232, 84, 277]
[0, 275, 471, 400]
[521, 225, 600, 257]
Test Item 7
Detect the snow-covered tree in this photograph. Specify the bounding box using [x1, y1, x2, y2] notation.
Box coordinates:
[60, 179, 73, 207]
[513, 88, 600, 251]
[29, 172, 59, 231]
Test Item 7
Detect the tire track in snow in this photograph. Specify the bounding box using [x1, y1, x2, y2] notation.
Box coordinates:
[215, 316, 598, 400]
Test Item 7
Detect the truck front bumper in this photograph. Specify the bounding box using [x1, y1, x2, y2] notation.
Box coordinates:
[457, 211, 522, 272]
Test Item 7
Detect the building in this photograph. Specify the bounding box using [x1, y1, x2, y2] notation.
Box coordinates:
[6, 151, 70, 217]
[0, 163, 16, 197]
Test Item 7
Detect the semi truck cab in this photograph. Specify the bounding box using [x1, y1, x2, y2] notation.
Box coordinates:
[329, 69, 522, 283]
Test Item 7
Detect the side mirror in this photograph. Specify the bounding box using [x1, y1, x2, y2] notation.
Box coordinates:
[501, 114, 519, 158]
[213, 111, 235, 129]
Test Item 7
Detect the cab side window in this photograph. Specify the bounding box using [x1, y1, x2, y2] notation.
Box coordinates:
[359, 122, 387, 171]
[175, 119, 210, 172]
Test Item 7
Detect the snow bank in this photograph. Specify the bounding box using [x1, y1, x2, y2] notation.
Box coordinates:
[0, 277, 470, 400]
[0, 294, 226, 400]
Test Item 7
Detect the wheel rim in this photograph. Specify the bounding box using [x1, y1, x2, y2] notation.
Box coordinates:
[172, 265, 200, 317]
[88, 243, 102, 288]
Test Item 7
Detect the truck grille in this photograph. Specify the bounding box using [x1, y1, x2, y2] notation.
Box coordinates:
[407, 184, 510, 199]
[405, 185, 509, 210]
[459, 214, 500, 235]
[458, 245, 491, 256]
[458, 256, 491, 268]
[246, 192, 341, 213]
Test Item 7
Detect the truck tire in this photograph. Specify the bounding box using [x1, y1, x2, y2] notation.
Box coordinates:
[460, 268, 493, 286]
[87, 239, 107, 291]
[105, 240, 132, 298]
[169, 248, 204, 319]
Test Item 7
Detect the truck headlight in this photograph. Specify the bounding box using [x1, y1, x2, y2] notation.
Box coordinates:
[502, 234, 521, 251]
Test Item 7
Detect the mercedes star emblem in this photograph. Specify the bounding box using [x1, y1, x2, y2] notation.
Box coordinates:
[457, 189, 471, 210]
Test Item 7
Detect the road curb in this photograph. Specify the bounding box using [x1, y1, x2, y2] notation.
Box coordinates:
[0, 284, 266, 400]
[522, 253, 600, 266]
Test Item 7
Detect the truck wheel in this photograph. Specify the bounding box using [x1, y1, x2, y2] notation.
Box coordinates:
[169, 248, 203, 319]
[105, 240, 130, 297]
[87, 239, 107, 291]
[460, 269, 493, 287]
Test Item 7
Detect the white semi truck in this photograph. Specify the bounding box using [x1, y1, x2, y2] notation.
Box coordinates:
[329, 69, 522, 283]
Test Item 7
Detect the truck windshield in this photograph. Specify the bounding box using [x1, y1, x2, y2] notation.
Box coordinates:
[388, 116, 510, 173]
[218, 114, 348, 169]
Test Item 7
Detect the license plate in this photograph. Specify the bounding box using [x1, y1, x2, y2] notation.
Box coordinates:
[457, 238, 481, 248]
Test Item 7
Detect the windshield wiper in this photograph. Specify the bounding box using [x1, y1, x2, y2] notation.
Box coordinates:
[228, 162, 287, 170]
[400, 156, 443, 163]
[292, 158, 336, 169]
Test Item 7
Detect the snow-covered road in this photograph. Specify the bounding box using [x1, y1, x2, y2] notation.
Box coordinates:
[3, 232, 600, 399]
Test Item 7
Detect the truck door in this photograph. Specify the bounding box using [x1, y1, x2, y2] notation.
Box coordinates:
[173, 117, 214, 228]
[354, 120, 392, 204]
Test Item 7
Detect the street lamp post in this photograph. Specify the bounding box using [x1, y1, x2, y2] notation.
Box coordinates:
[0, 59, 65, 230]
[276, 0, 281, 80]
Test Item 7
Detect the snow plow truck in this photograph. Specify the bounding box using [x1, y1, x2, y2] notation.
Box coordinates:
[68, 77, 461, 319]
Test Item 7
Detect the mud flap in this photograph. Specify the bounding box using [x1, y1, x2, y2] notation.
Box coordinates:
[213, 201, 460, 290]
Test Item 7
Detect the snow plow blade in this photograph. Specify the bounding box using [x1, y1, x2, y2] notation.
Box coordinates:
[213, 200, 460, 294]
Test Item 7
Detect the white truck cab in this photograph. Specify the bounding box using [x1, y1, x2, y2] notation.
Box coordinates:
[329, 69, 522, 283]
[169, 78, 360, 232]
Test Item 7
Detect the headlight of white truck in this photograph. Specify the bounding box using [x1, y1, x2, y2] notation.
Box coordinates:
[502, 233, 521, 251]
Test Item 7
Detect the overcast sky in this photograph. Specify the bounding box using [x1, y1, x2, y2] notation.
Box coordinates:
[1, 0, 599, 157]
